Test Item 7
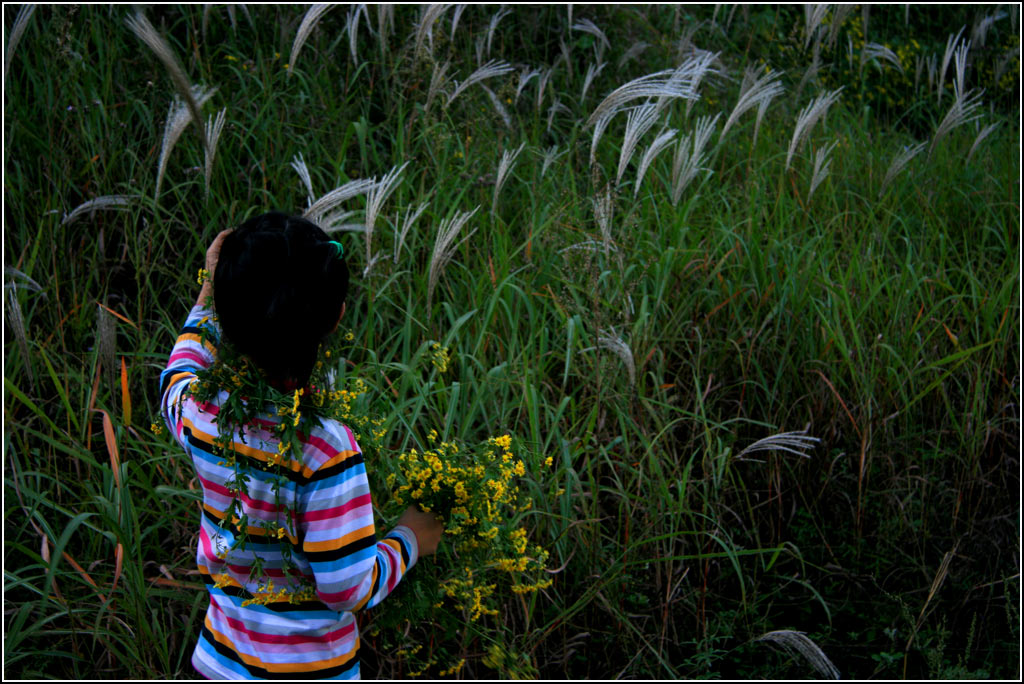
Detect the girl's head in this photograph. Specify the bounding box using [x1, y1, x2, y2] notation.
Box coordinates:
[214, 212, 349, 389]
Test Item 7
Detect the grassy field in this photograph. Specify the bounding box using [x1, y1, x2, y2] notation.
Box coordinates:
[3, 4, 1020, 679]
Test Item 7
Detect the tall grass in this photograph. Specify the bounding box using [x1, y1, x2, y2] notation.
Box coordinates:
[4, 4, 1019, 679]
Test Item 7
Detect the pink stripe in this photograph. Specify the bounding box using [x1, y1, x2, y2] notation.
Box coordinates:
[197, 474, 287, 514]
[211, 601, 355, 645]
[299, 493, 371, 522]
[168, 349, 208, 366]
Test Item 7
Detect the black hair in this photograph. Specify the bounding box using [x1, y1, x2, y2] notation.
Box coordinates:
[213, 212, 349, 388]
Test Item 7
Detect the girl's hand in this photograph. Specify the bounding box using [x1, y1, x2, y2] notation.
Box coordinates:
[397, 505, 445, 558]
[205, 229, 232, 274]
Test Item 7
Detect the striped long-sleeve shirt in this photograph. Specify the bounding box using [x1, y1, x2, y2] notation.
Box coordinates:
[160, 304, 417, 680]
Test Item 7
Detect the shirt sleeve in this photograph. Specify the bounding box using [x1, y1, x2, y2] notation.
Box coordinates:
[297, 441, 418, 613]
[159, 304, 220, 449]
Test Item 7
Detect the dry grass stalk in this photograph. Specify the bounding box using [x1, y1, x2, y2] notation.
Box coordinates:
[546, 99, 569, 134]
[428, 206, 480, 311]
[754, 630, 840, 679]
[289, 4, 334, 77]
[486, 7, 511, 57]
[971, 12, 1005, 48]
[4, 3, 36, 87]
[493, 143, 525, 214]
[808, 139, 838, 201]
[803, 4, 830, 51]
[97, 302, 117, 392]
[365, 162, 409, 265]
[720, 65, 784, 141]
[154, 85, 218, 200]
[203, 109, 227, 200]
[597, 329, 636, 387]
[671, 113, 719, 206]
[291, 153, 315, 208]
[347, 5, 369, 66]
[785, 88, 843, 171]
[62, 195, 136, 227]
[303, 178, 377, 228]
[426, 60, 452, 112]
[394, 201, 429, 264]
[126, 12, 210, 153]
[825, 5, 854, 48]
[536, 67, 554, 113]
[737, 429, 820, 460]
[879, 141, 926, 197]
[445, 59, 514, 107]
[4, 267, 44, 294]
[634, 128, 677, 199]
[616, 102, 659, 186]
[377, 4, 394, 52]
[952, 40, 971, 100]
[966, 122, 1000, 163]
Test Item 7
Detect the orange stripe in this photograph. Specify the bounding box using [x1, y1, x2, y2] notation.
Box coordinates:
[205, 617, 359, 672]
[303, 524, 375, 553]
[350, 565, 380, 612]
[299, 449, 359, 479]
[185, 420, 304, 473]
[178, 331, 218, 355]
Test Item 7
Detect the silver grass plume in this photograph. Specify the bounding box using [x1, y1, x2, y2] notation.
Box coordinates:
[928, 88, 983, 160]
[994, 43, 1020, 85]
[966, 122, 1000, 163]
[546, 99, 570, 134]
[597, 329, 636, 387]
[937, 27, 966, 103]
[291, 153, 315, 208]
[540, 145, 565, 179]
[952, 40, 971, 100]
[126, 12, 210, 153]
[808, 139, 838, 201]
[861, 42, 904, 75]
[592, 185, 614, 257]
[428, 206, 480, 311]
[5, 285, 35, 389]
[346, 5, 368, 66]
[671, 113, 719, 206]
[825, 5, 854, 49]
[426, 60, 452, 113]
[486, 6, 511, 57]
[879, 141, 926, 197]
[480, 83, 512, 129]
[415, 4, 452, 59]
[154, 85, 218, 200]
[289, 4, 334, 77]
[720, 65, 784, 140]
[634, 128, 677, 199]
[4, 4, 35, 87]
[616, 102, 659, 186]
[493, 143, 525, 214]
[377, 4, 394, 53]
[536, 67, 554, 113]
[4, 267, 44, 294]
[572, 18, 610, 60]
[203, 108, 227, 200]
[303, 178, 377, 227]
[516, 67, 541, 102]
[737, 430, 821, 460]
[618, 41, 649, 70]
[972, 12, 1006, 48]
[450, 4, 467, 43]
[581, 61, 606, 102]
[445, 59, 514, 107]
[558, 38, 573, 80]
[754, 630, 839, 680]
[785, 88, 843, 171]
[62, 195, 136, 226]
[803, 5, 830, 51]
[365, 162, 409, 265]
[395, 201, 429, 264]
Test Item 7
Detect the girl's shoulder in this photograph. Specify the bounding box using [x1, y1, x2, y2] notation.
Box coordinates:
[299, 416, 363, 472]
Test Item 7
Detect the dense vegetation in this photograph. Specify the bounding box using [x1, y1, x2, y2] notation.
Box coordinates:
[4, 4, 1019, 679]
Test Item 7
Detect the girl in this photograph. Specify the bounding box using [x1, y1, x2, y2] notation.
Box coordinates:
[160, 213, 442, 679]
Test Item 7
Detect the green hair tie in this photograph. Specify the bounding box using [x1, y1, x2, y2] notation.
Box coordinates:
[328, 240, 344, 259]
